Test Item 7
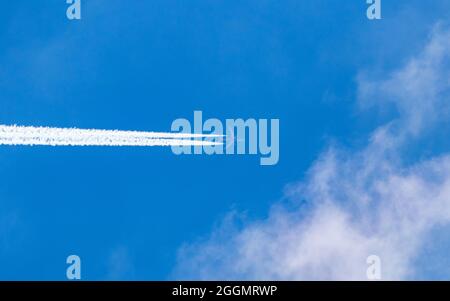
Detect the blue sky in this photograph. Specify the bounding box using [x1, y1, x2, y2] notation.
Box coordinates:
[0, 0, 449, 280]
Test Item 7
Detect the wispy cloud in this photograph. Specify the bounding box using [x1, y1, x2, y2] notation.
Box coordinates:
[106, 246, 135, 280]
[173, 25, 450, 280]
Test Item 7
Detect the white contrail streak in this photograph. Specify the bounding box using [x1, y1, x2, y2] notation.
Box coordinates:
[0, 125, 223, 147]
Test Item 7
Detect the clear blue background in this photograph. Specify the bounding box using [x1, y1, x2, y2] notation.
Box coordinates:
[0, 0, 449, 279]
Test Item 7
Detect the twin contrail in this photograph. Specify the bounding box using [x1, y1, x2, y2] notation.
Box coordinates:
[0, 125, 222, 147]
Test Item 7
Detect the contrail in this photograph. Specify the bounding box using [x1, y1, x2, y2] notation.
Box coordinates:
[0, 125, 223, 147]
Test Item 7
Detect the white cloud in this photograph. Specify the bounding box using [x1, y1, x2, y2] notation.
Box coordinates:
[173, 25, 450, 280]
[358, 24, 450, 136]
